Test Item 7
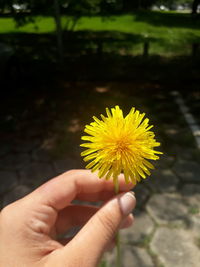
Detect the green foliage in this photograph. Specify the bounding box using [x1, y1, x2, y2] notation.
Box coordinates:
[0, 0, 103, 27]
[98, 259, 109, 267]
[154, 0, 193, 7]
[66, 0, 102, 15]
[188, 205, 199, 214]
[1, 10, 200, 56]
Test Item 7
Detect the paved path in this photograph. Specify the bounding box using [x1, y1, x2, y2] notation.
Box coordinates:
[0, 138, 200, 266]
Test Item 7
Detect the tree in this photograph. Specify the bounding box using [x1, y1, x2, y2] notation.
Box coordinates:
[54, 0, 64, 64]
[192, 0, 200, 13]
[122, 0, 157, 10]
[0, 0, 103, 63]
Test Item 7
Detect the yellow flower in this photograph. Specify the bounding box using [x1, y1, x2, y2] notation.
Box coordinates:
[81, 106, 162, 185]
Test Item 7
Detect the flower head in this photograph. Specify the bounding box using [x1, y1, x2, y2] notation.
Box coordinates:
[81, 106, 162, 185]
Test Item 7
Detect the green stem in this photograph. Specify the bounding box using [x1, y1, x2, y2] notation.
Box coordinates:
[114, 178, 121, 267]
[114, 177, 119, 195]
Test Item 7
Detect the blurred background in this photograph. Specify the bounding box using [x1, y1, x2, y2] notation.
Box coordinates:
[0, 1, 200, 266]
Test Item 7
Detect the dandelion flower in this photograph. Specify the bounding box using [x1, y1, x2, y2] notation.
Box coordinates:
[81, 106, 162, 185]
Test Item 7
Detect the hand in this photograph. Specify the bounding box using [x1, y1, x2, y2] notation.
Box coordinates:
[0, 170, 136, 267]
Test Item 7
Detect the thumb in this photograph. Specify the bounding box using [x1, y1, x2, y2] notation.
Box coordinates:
[63, 192, 136, 266]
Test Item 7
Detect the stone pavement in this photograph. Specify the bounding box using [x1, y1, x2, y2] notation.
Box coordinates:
[0, 139, 200, 267]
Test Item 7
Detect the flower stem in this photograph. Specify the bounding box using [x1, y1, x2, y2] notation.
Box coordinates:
[114, 179, 121, 267]
[114, 178, 119, 195]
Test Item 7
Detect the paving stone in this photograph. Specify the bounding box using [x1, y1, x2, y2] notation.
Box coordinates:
[13, 140, 40, 153]
[72, 144, 84, 158]
[173, 160, 200, 183]
[122, 246, 154, 267]
[0, 153, 30, 171]
[175, 147, 199, 161]
[181, 183, 200, 195]
[150, 227, 200, 267]
[3, 185, 32, 207]
[163, 125, 180, 139]
[146, 193, 188, 226]
[105, 246, 154, 267]
[179, 184, 200, 231]
[133, 183, 150, 209]
[122, 211, 155, 245]
[147, 169, 179, 193]
[189, 214, 200, 232]
[163, 126, 194, 147]
[0, 143, 12, 157]
[19, 162, 55, 187]
[32, 148, 52, 162]
[154, 153, 175, 168]
[53, 157, 83, 175]
[0, 170, 18, 195]
[181, 184, 200, 207]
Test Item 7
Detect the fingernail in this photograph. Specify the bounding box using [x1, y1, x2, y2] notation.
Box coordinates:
[119, 192, 136, 216]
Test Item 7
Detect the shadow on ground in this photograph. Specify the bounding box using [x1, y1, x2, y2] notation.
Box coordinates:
[0, 25, 200, 160]
[133, 10, 200, 29]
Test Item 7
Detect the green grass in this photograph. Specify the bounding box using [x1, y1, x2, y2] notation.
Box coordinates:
[76, 13, 200, 55]
[0, 16, 56, 33]
[188, 205, 200, 215]
[1, 11, 200, 56]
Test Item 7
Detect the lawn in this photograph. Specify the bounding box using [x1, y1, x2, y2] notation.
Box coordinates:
[0, 11, 200, 56]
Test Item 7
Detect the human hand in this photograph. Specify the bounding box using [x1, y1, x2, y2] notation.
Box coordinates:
[0, 170, 136, 267]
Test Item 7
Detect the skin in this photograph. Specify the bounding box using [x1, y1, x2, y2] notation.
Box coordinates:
[0, 170, 136, 267]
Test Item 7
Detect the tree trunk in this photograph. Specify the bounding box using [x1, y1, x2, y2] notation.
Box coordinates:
[192, 0, 200, 14]
[54, 0, 64, 65]
[143, 41, 149, 58]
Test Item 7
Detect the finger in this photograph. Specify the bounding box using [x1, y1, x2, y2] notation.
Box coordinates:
[58, 214, 133, 252]
[104, 239, 116, 252]
[59, 237, 116, 252]
[55, 205, 99, 235]
[56, 206, 133, 237]
[120, 213, 134, 229]
[75, 191, 116, 202]
[61, 192, 136, 265]
[33, 169, 134, 210]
